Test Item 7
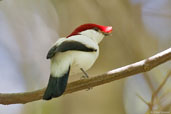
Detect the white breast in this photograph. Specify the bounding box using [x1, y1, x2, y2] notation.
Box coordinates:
[69, 49, 99, 75]
[50, 35, 99, 77]
[67, 35, 99, 75]
[51, 48, 99, 77]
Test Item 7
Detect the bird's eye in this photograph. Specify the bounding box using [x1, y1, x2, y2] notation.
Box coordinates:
[93, 27, 99, 32]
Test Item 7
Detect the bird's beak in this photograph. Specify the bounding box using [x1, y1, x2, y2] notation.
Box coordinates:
[102, 26, 112, 36]
[103, 32, 112, 36]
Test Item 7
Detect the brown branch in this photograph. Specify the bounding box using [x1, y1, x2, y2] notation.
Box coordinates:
[0, 48, 171, 105]
[149, 70, 171, 110]
[136, 71, 171, 111]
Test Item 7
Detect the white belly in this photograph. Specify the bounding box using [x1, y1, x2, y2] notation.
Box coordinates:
[50, 35, 100, 77]
[70, 50, 99, 75]
[51, 49, 99, 77]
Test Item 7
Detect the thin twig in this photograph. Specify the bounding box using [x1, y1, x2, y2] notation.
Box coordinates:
[0, 48, 170, 105]
[149, 70, 171, 110]
[136, 93, 149, 106]
[143, 73, 155, 93]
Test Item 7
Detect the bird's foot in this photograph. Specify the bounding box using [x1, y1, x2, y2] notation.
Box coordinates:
[86, 87, 92, 91]
[80, 68, 92, 90]
[80, 68, 89, 79]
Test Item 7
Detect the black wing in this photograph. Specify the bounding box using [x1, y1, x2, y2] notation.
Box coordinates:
[46, 41, 97, 59]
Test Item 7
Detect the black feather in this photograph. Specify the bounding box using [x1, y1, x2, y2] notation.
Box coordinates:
[43, 67, 70, 100]
[46, 41, 97, 59]
[58, 41, 97, 52]
[46, 46, 58, 59]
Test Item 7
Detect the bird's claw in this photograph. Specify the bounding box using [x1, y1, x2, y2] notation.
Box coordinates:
[86, 87, 92, 91]
[80, 68, 92, 90]
[80, 75, 89, 79]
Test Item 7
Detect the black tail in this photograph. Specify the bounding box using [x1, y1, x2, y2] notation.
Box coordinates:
[43, 67, 70, 100]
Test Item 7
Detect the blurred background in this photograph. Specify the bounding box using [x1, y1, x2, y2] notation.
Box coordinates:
[0, 0, 170, 114]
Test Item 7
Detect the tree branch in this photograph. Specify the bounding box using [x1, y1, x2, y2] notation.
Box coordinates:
[0, 48, 171, 105]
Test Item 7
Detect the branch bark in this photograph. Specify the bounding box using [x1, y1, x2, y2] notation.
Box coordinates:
[0, 48, 171, 105]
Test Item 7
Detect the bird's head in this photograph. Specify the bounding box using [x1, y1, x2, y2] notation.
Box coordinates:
[67, 23, 112, 43]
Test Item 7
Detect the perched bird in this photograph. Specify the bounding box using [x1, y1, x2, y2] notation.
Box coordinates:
[43, 23, 112, 100]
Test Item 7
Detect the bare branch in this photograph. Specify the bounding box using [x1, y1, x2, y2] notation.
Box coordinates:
[0, 48, 171, 105]
[150, 70, 171, 110]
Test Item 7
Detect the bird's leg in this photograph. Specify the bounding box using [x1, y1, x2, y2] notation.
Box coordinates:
[80, 68, 92, 90]
[80, 68, 89, 79]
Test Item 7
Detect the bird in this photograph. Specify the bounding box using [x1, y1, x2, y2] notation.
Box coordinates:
[43, 23, 112, 100]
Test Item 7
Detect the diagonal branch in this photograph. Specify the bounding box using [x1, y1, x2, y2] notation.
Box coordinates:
[0, 48, 171, 105]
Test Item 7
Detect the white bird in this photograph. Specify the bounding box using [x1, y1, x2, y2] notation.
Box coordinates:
[43, 23, 112, 100]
